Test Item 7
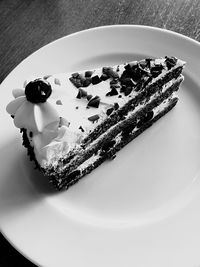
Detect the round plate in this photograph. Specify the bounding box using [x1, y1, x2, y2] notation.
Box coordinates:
[1, 25, 200, 267]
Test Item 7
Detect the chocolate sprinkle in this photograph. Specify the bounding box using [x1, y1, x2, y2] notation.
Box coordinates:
[103, 67, 119, 79]
[43, 75, 51, 80]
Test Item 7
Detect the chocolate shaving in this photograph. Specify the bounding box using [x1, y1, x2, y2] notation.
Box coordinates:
[87, 95, 100, 108]
[87, 94, 93, 101]
[85, 71, 93, 77]
[43, 75, 51, 80]
[82, 78, 91, 87]
[72, 73, 79, 78]
[114, 102, 119, 110]
[100, 74, 109, 81]
[165, 56, 177, 70]
[88, 114, 100, 123]
[124, 86, 133, 96]
[102, 67, 119, 79]
[120, 77, 135, 86]
[79, 126, 85, 132]
[106, 87, 118, 96]
[106, 107, 114, 116]
[56, 100, 62, 105]
[54, 78, 61, 85]
[76, 88, 87, 99]
[91, 75, 101, 85]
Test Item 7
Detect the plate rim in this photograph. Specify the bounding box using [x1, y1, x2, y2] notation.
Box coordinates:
[1, 24, 200, 267]
[1, 24, 200, 86]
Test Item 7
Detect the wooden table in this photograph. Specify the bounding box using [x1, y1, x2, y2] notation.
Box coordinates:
[0, 0, 200, 266]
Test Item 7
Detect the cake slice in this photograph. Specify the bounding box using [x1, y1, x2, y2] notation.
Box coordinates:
[6, 56, 185, 190]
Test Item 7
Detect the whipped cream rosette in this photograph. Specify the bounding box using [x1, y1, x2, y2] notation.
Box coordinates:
[6, 79, 60, 133]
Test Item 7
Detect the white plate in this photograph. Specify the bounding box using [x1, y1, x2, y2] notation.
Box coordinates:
[1, 25, 200, 267]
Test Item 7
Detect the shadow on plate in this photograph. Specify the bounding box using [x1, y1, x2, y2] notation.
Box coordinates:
[0, 138, 58, 219]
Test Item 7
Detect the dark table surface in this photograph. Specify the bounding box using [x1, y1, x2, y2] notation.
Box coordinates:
[0, 0, 200, 266]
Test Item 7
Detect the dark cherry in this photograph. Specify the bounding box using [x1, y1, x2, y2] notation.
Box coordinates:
[25, 79, 52, 103]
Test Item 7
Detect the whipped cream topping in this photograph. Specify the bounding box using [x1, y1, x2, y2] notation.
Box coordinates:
[6, 88, 60, 133]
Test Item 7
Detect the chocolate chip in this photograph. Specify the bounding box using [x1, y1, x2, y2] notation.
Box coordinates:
[116, 65, 120, 72]
[76, 88, 87, 99]
[118, 95, 122, 98]
[87, 95, 100, 108]
[91, 75, 101, 85]
[85, 71, 93, 77]
[106, 107, 114, 116]
[88, 114, 100, 122]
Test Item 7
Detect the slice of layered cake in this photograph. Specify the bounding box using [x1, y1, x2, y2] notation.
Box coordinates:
[6, 56, 185, 190]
